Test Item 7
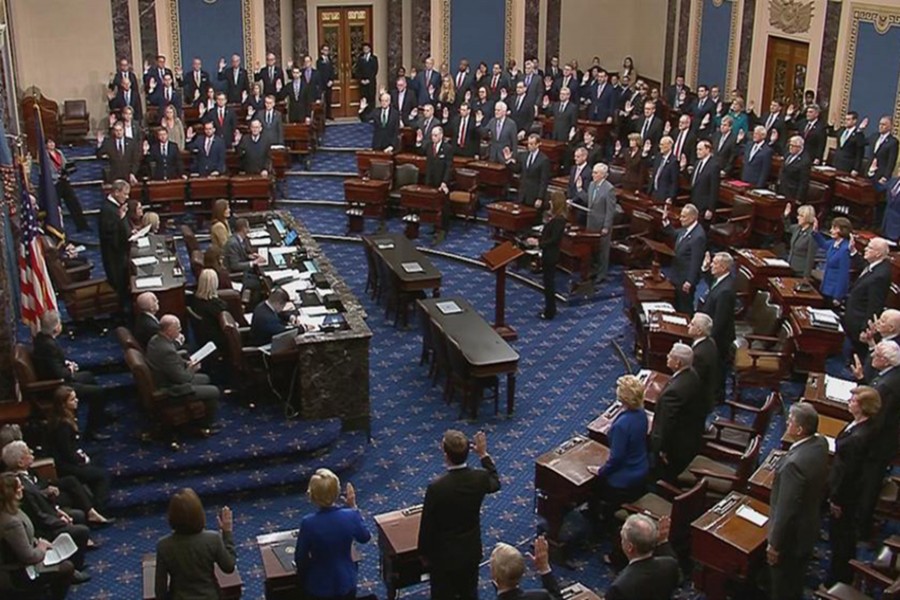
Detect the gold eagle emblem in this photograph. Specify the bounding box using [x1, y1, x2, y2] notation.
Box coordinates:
[769, 0, 815, 34]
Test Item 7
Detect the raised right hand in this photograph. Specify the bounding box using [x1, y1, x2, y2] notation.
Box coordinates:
[218, 58, 226, 70]
[217, 506, 233, 533]
[784, 202, 792, 217]
[359, 97, 368, 111]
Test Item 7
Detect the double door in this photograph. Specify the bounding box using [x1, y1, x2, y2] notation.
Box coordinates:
[317, 6, 373, 118]
[762, 37, 809, 107]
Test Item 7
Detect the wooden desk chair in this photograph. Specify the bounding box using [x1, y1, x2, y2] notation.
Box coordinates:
[60, 100, 90, 143]
[677, 435, 761, 501]
[12, 344, 63, 418]
[449, 168, 480, 222]
[732, 322, 795, 402]
[180, 224, 201, 256]
[610, 211, 654, 267]
[709, 196, 754, 249]
[816, 557, 900, 600]
[806, 180, 833, 221]
[115, 326, 144, 354]
[734, 290, 782, 341]
[876, 477, 900, 523]
[417, 307, 434, 368]
[446, 337, 499, 420]
[375, 259, 424, 327]
[607, 164, 625, 187]
[369, 159, 394, 182]
[389, 164, 420, 211]
[705, 392, 780, 451]
[429, 318, 451, 398]
[41, 238, 93, 283]
[218, 312, 264, 395]
[45, 251, 119, 323]
[734, 266, 753, 317]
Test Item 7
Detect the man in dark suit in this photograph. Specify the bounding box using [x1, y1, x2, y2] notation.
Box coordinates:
[283, 65, 313, 124]
[413, 103, 441, 143]
[688, 312, 721, 413]
[419, 126, 454, 239]
[98, 179, 132, 308]
[354, 42, 379, 106]
[391, 76, 417, 125]
[203, 93, 238, 147]
[741, 125, 773, 188]
[828, 111, 867, 175]
[145, 315, 219, 426]
[188, 121, 227, 176]
[294, 55, 320, 112]
[316, 45, 336, 119]
[486, 62, 510, 101]
[110, 57, 140, 94]
[520, 60, 543, 108]
[178, 57, 211, 106]
[488, 536, 561, 599]
[845, 238, 893, 357]
[541, 86, 577, 143]
[143, 55, 173, 93]
[698, 252, 736, 399]
[224, 218, 264, 295]
[649, 343, 706, 481]
[663, 203, 707, 313]
[96, 121, 139, 184]
[505, 134, 550, 212]
[587, 69, 616, 124]
[566, 147, 592, 206]
[635, 100, 664, 149]
[558, 63, 580, 103]
[686, 140, 719, 221]
[133, 292, 162, 350]
[107, 76, 143, 122]
[250, 288, 295, 346]
[415, 56, 442, 107]
[148, 127, 184, 181]
[147, 73, 182, 115]
[359, 92, 400, 152]
[671, 114, 697, 166]
[665, 74, 691, 112]
[509, 81, 535, 135]
[258, 95, 284, 146]
[712, 116, 739, 177]
[778, 136, 811, 201]
[235, 120, 271, 176]
[574, 162, 617, 281]
[691, 84, 717, 138]
[449, 103, 479, 158]
[418, 430, 501, 600]
[606, 514, 680, 600]
[479, 101, 518, 163]
[788, 103, 827, 164]
[759, 99, 787, 155]
[767, 402, 829, 600]
[254, 53, 285, 98]
[648, 137, 679, 203]
[452, 59, 475, 98]
[866, 116, 899, 186]
[217, 54, 250, 104]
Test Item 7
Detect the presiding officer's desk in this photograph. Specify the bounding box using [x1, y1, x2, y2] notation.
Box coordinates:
[373, 505, 427, 600]
[130, 233, 187, 321]
[142, 552, 242, 599]
[251, 211, 373, 432]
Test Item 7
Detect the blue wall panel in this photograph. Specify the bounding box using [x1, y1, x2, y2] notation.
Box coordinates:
[848, 22, 900, 125]
[450, 0, 505, 71]
[696, 0, 731, 88]
[179, 0, 245, 81]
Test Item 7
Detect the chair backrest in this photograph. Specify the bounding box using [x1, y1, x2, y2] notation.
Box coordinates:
[218, 311, 244, 370]
[806, 180, 830, 204]
[124, 348, 156, 412]
[181, 225, 200, 255]
[454, 168, 478, 191]
[776, 321, 796, 355]
[429, 319, 450, 368]
[733, 196, 755, 219]
[446, 337, 470, 379]
[115, 327, 143, 353]
[369, 159, 393, 181]
[394, 163, 419, 189]
[734, 435, 762, 487]
[752, 392, 779, 435]
[64, 100, 88, 119]
[608, 164, 625, 186]
[12, 344, 37, 387]
[670, 478, 709, 545]
[630, 211, 654, 237]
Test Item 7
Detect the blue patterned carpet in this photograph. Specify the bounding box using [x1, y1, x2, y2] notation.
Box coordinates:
[36, 121, 882, 599]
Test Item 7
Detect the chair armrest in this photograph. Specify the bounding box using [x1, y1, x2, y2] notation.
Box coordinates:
[31, 458, 58, 481]
[703, 441, 746, 459]
[745, 348, 789, 359]
[620, 503, 665, 519]
[883, 535, 900, 552]
[656, 480, 684, 498]
[744, 334, 780, 344]
[725, 399, 764, 414]
[23, 379, 65, 393]
[711, 419, 757, 435]
[65, 263, 93, 278]
[850, 559, 895, 587]
[729, 214, 753, 223]
[689, 467, 740, 483]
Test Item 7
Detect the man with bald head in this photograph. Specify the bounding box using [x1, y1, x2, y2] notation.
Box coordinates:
[145, 315, 220, 429]
[479, 100, 518, 163]
[845, 237, 893, 357]
[359, 92, 399, 152]
[419, 126, 453, 241]
[858, 308, 900, 380]
[648, 136, 679, 203]
[134, 292, 162, 349]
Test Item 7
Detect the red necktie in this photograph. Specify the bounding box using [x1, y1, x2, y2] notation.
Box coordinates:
[492, 75, 498, 90]
[458, 118, 466, 147]
[219, 109, 224, 125]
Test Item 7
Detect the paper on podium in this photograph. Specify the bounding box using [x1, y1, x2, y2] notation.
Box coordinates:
[249, 237, 272, 247]
[247, 229, 270, 239]
[190, 342, 217, 364]
[736, 504, 768, 527]
[824, 375, 854, 403]
[135, 276, 163, 289]
[661, 314, 688, 326]
[637, 369, 653, 384]
[566, 200, 589, 212]
[132, 256, 158, 267]
[641, 302, 675, 321]
[763, 258, 789, 267]
[128, 224, 152, 242]
[824, 435, 836, 453]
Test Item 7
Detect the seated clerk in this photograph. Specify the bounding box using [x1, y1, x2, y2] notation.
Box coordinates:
[223, 218, 266, 294]
[249, 288, 306, 346]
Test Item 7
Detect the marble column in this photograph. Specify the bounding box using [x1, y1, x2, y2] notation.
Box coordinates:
[110, 0, 133, 63]
[677, 0, 690, 79]
[737, 0, 756, 93]
[293, 0, 309, 60]
[818, 0, 843, 108]
[138, 0, 158, 63]
[524, 0, 539, 61]
[545, 0, 561, 67]
[387, 0, 403, 80]
[411, 0, 431, 65]
[264, 0, 282, 58]
[663, 0, 677, 86]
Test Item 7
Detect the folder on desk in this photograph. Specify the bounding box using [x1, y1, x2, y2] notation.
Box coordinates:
[376, 240, 395, 250]
[135, 276, 163, 289]
[402, 262, 424, 273]
[736, 504, 768, 527]
[436, 301, 463, 315]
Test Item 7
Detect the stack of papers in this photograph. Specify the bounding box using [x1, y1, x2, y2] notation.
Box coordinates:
[129, 224, 152, 241]
[132, 256, 158, 267]
[661, 314, 688, 326]
[189, 342, 217, 363]
[250, 237, 272, 247]
[136, 237, 151, 249]
[641, 302, 675, 321]
[736, 504, 768, 527]
[824, 375, 854, 403]
[753, 189, 776, 196]
[134, 276, 163, 289]
[247, 229, 270, 238]
[808, 307, 843, 331]
[26, 533, 77, 579]
[436, 301, 463, 315]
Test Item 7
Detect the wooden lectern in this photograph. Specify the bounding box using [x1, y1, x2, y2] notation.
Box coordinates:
[482, 241, 524, 341]
[639, 237, 675, 281]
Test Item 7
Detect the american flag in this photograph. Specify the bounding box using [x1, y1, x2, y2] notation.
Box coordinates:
[17, 166, 57, 327]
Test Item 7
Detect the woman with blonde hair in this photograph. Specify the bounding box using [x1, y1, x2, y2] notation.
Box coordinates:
[438, 73, 457, 114]
[191, 269, 228, 348]
[295, 468, 371, 600]
[209, 199, 232, 250]
[161, 103, 185, 149]
[783, 202, 818, 277]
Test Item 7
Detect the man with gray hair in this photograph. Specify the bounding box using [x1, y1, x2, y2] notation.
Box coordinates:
[649, 342, 705, 481]
[606, 514, 680, 599]
[778, 135, 811, 201]
[688, 312, 720, 412]
[662, 203, 707, 313]
[573, 162, 617, 282]
[741, 124, 773, 188]
[488, 535, 561, 598]
[767, 402, 828, 600]
[845, 237, 893, 357]
[699, 251, 736, 382]
[478, 100, 518, 163]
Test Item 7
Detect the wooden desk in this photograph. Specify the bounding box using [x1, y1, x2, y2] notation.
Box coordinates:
[801, 372, 852, 421]
[143, 552, 242, 599]
[747, 449, 785, 503]
[535, 436, 609, 541]
[743, 192, 788, 241]
[558, 582, 602, 600]
[540, 139, 568, 175]
[373, 506, 426, 600]
[486, 201, 538, 241]
[356, 149, 392, 176]
[344, 177, 391, 219]
[257, 529, 299, 600]
[468, 160, 511, 198]
[734, 249, 793, 288]
[130, 234, 187, 321]
[418, 297, 519, 414]
[623, 270, 676, 319]
[767, 276, 825, 310]
[691, 492, 770, 598]
[366, 233, 442, 296]
[781, 414, 848, 452]
[587, 403, 654, 446]
[559, 226, 603, 289]
[400, 184, 446, 228]
[230, 175, 273, 212]
[395, 152, 427, 180]
[636, 309, 690, 371]
[788, 306, 845, 373]
[637, 369, 670, 412]
[834, 174, 880, 226]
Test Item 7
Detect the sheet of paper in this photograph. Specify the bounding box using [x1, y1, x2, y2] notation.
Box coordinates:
[661, 314, 688, 326]
[637, 369, 653, 384]
[136, 237, 151, 249]
[763, 258, 789, 267]
[267, 269, 301, 281]
[190, 341, 217, 364]
[131, 256, 158, 267]
[436, 301, 463, 315]
[301, 305, 331, 317]
[566, 200, 589, 212]
[825, 435, 836, 453]
[736, 504, 768, 527]
[250, 237, 272, 247]
[402, 262, 424, 273]
[128, 224, 152, 242]
[72, 245, 86, 253]
[247, 229, 270, 238]
[243, 313, 253, 325]
[824, 375, 854, 403]
[270, 246, 298, 256]
[231, 281, 243, 292]
[258, 247, 269, 263]
[44, 533, 78, 566]
[134, 276, 163, 289]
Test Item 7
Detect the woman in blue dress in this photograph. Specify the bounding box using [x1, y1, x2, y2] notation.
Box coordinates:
[813, 216, 853, 305]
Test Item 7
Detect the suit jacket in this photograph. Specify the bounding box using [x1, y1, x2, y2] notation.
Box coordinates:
[96, 136, 139, 183]
[759, 112, 786, 154]
[665, 84, 691, 110]
[108, 88, 143, 122]
[648, 153, 679, 202]
[509, 94, 535, 132]
[145, 334, 195, 395]
[793, 117, 827, 163]
[144, 66, 173, 91]
[110, 70, 140, 93]
[635, 116, 664, 148]
[689, 157, 719, 214]
[512, 151, 551, 207]
[692, 337, 721, 411]
[391, 88, 417, 124]
[768, 435, 829, 557]
[203, 107, 238, 147]
[496, 574, 562, 600]
[258, 109, 284, 145]
[691, 97, 717, 136]
[844, 261, 893, 340]
[284, 77, 314, 123]
[540, 215, 567, 264]
[666, 223, 706, 287]
[699, 273, 736, 357]
[415, 69, 442, 106]
[236, 135, 271, 175]
[149, 141, 183, 180]
[156, 530, 236, 600]
[868, 133, 899, 181]
[179, 69, 211, 106]
[295, 507, 371, 598]
[741, 142, 773, 187]
[449, 114, 479, 157]
[17, 473, 69, 536]
[417, 457, 501, 570]
[486, 74, 511, 101]
[148, 86, 183, 114]
[567, 163, 592, 201]
[671, 129, 697, 165]
[254, 65, 285, 97]
[605, 554, 681, 600]
[353, 53, 378, 84]
[784, 222, 817, 277]
[190, 135, 227, 176]
[31, 332, 70, 382]
[98, 197, 130, 292]
[830, 418, 876, 509]
[829, 126, 867, 173]
[712, 131, 738, 175]
[421, 140, 453, 187]
[223, 234, 254, 274]
[482, 117, 519, 163]
[133, 312, 160, 350]
[557, 75, 580, 103]
[316, 57, 335, 89]
[218, 67, 250, 104]
[414, 116, 441, 143]
[649, 368, 706, 473]
[577, 178, 617, 231]
[546, 100, 578, 142]
[778, 152, 811, 201]
[361, 106, 400, 151]
[588, 82, 616, 122]
[249, 301, 289, 346]
[870, 365, 900, 462]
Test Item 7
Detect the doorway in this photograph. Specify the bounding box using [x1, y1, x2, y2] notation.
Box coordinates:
[317, 6, 373, 118]
[762, 37, 809, 109]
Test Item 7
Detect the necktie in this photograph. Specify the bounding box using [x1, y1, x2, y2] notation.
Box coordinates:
[876, 134, 886, 153]
[560, 101, 567, 115]
[426, 70, 432, 86]
[750, 143, 759, 162]
[195, 71, 200, 85]
[117, 139, 123, 155]
[234, 69, 239, 84]
[674, 131, 684, 158]
[381, 109, 387, 126]
[765, 113, 775, 131]
[527, 152, 534, 169]
[654, 156, 667, 190]
[597, 83, 604, 99]
[693, 158, 704, 185]
[219, 108, 224, 125]
[163, 142, 168, 156]
[159, 68, 164, 80]
[492, 74, 498, 89]
[805, 121, 814, 136]
[425, 118, 431, 133]
[516, 96, 523, 111]
[267, 111, 272, 124]
[269, 66, 274, 81]
[458, 117, 466, 147]
[125, 91, 130, 105]
[496, 119, 502, 138]
[434, 142, 440, 155]
[718, 134, 726, 151]
[841, 128, 850, 146]
[526, 74, 532, 86]
[641, 118, 650, 140]
[698, 98, 705, 110]
[893, 179, 900, 195]
[205, 137, 211, 155]
[294, 81, 300, 96]
[306, 69, 311, 82]
[166, 88, 171, 101]
[457, 72, 464, 89]
[787, 154, 795, 166]
[399, 91, 404, 108]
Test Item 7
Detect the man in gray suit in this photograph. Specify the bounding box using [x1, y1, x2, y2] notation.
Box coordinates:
[258, 95, 284, 146]
[224, 218, 265, 293]
[478, 101, 518, 163]
[145, 315, 220, 428]
[573, 163, 617, 282]
[767, 402, 828, 600]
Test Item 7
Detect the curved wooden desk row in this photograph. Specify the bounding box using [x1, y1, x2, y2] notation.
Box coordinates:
[114, 176, 274, 215]
[139, 99, 326, 136]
